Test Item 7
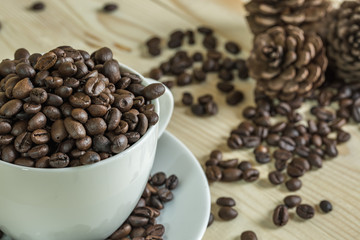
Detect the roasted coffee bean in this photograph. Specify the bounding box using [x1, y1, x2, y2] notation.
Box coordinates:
[145, 224, 165, 237]
[58, 139, 75, 153]
[273, 205, 289, 226]
[30, 1, 45, 11]
[218, 158, 238, 168]
[79, 151, 100, 165]
[1, 145, 18, 163]
[144, 111, 159, 125]
[319, 200, 332, 213]
[151, 172, 166, 186]
[296, 204, 315, 219]
[218, 69, 234, 81]
[23, 102, 41, 114]
[128, 215, 149, 227]
[158, 188, 173, 202]
[51, 119, 68, 143]
[69, 92, 91, 108]
[49, 152, 69, 168]
[285, 178, 302, 191]
[28, 144, 49, 159]
[14, 158, 34, 167]
[55, 85, 73, 98]
[307, 153, 322, 168]
[30, 88, 48, 104]
[273, 149, 292, 161]
[165, 175, 178, 190]
[221, 168, 242, 182]
[197, 26, 213, 35]
[0, 120, 11, 134]
[34, 52, 57, 71]
[216, 197, 236, 207]
[85, 118, 107, 135]
[318, 121, 331, 136]
[227, 134, 243, 149]
[218, 207, 238, 220]
[143, 83, 165, 100]
[75, 136, 92, 151]
[206, 165, 222, 182]
[287, 158, 308, 178]
[202, 59, 215, 72]
[234, 59, 249, 79]
[177, 73, 192, 86]
[192, 68, 206, 82]
[284, 195, 302, 209]
[323, 138, 338, 157]
[295, 146, 310, 158]
[217, 82, 234, 93]
[279, 136, 296, 152]
[14, 132, 32, 153]
[337, 130, 351, 143]
[70, 108, 88, 124]
[109, 223, 132, 239]
[14, 48, 30, 60]
[27, 112, 47, 131]
[243, 168, 259, 182]
[103, 3, 118, 12]
[35, 156, 50, 168]
[0, 99, 23, 117]
[266, 134, 280, 146]
[242, 136, 261, 148]
[226, 90, 244, 105]
[225, 41, 240, 54]
[238, 161, 252, 171]
[0, 134, 14, 145]
[86, 103, 109, 118]
[105, 108, 121, 131]
[12, 77, 34, 99]
[275, 159, 287, 172]
[114, 94, 133, 112]
[182, 92, 193, 106]
[192, 52, 203, 62]
[191, 104, 205, 116]
[31, 129, 49, 144]
[46, 93, 63, 107]
[110, 134, 128, 153]
[268, 171, 284, 185]
[149, 68, 162, 80]
[240, 231, 257, 240]
[203, 35, 217, 50]
[64, 117, 86, 139]
[206, 158, 219, 166]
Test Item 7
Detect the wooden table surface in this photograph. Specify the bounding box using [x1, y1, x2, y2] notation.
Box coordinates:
[0, 0, 359, 239]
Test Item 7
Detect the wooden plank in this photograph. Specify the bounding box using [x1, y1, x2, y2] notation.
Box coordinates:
[0, 0, 359, 239]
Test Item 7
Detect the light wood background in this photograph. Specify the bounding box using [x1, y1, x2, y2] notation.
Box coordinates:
[0, 0, 359, 239]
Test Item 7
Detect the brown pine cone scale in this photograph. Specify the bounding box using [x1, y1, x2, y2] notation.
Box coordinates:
[247, 25, 328, 101]
[245, 0, 331, 38]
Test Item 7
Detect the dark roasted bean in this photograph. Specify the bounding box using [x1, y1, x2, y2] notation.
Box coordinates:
[273, 205, 289, 226]
[238, 161, 252, 171]
[206, 165, 222, 182]
[296, 204, 315, 219]
[243, 168, 259, 182]
[218, 207, 238, 220]
[319, 200, 332, 213]
[240, 231, 258, 240]
[285, 178, 302, 191]
[268, 171, 284, 185]
[221, 168, 242, 182]
[216, 197, 236, 207]
[49, 152, 69, 168]
[284, 195, 302, 208]
[225, 41, 240, 54]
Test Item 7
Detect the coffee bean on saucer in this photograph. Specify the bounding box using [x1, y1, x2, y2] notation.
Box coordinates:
[319, 200, 332, 213]
[218, 206, 238, 220]
[273, 205, 289, 226]
[240, 231, 258, 240]
[296, 204, 315, 219]
[151, 172, 166, 186]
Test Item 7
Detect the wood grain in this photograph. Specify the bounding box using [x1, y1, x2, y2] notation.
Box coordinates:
[0, 1, 359, 239]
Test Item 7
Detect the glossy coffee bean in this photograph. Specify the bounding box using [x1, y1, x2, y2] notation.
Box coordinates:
[49, 152, 70, 168]
[273, 205, 289, 226]
[216, 197, 236, 207]
[296, 204, 315, 219]
[218, 207, 238, 220]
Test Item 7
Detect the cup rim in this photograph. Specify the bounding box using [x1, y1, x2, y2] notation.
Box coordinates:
[0, 62, 160, 173]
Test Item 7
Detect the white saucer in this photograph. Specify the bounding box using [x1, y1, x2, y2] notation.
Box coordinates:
[1, 131, 210, 240]
[152, 131, 210, 240]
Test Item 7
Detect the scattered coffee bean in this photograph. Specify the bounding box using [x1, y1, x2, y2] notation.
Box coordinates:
[216, 197, 236, 207]
[268, 171, 284, 185]
[103, 3, 118, 12]
[240, 231, 257, 240]
[296, 204, 315, 219]
[285, 178, 302, 192]
[30, 1, 45, 11]
[319, 200, 332, 213]
[218, 206, 238, 220]
[226, 90, 244, 105]
[225, 41, 240, 54]
[284, 195, 302, 208]
[273, 205, 289, 226]
[182, 92, 193, 106]
[243, 168, 259, 182]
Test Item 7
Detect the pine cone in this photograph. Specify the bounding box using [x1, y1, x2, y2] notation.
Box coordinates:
[247, 25, 328, 101]
[327, 1, 360, 81]
[245, 0, 331, 38]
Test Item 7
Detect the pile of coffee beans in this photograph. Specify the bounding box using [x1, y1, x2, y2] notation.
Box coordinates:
[205, 150, 259, 183]
[0, 46, 165, 168]
[107, 172, 178, 240]
[182, 92, 218, 117]
[145, 26, 248, 112]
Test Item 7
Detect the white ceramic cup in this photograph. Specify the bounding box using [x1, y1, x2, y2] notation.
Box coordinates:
[0, 64, 174, 240]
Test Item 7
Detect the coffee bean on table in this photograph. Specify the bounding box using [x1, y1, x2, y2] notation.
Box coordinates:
[240, 231, 258, 240]
[210, 150, 222, 161]
[268, 171, 284, 185]
[284, 195, 302, 208]
[218, 158, 238, 168]
[218, 206, 238, 220]
[296, 204, 315, 219]
[238, 161, 252, 171]
[279, 136, 296, 152]
[319, 200, 332, 213]
[191, 104, 205, 116]
[182, 92, 193, 106]
[103, 3, 118, 12]
[221, 168, 242, 182]
[243, 168, 259, 182]
[217, 82, 234, 93]
[273, 205, 289, 226]
[285, 178, 302, 191]
[225, 41, 241, 54]
[206, 165, 222, 182]
[216, 197, 236, 207]
[30, 1, 45, 11]
[226, 90, 244, 105]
